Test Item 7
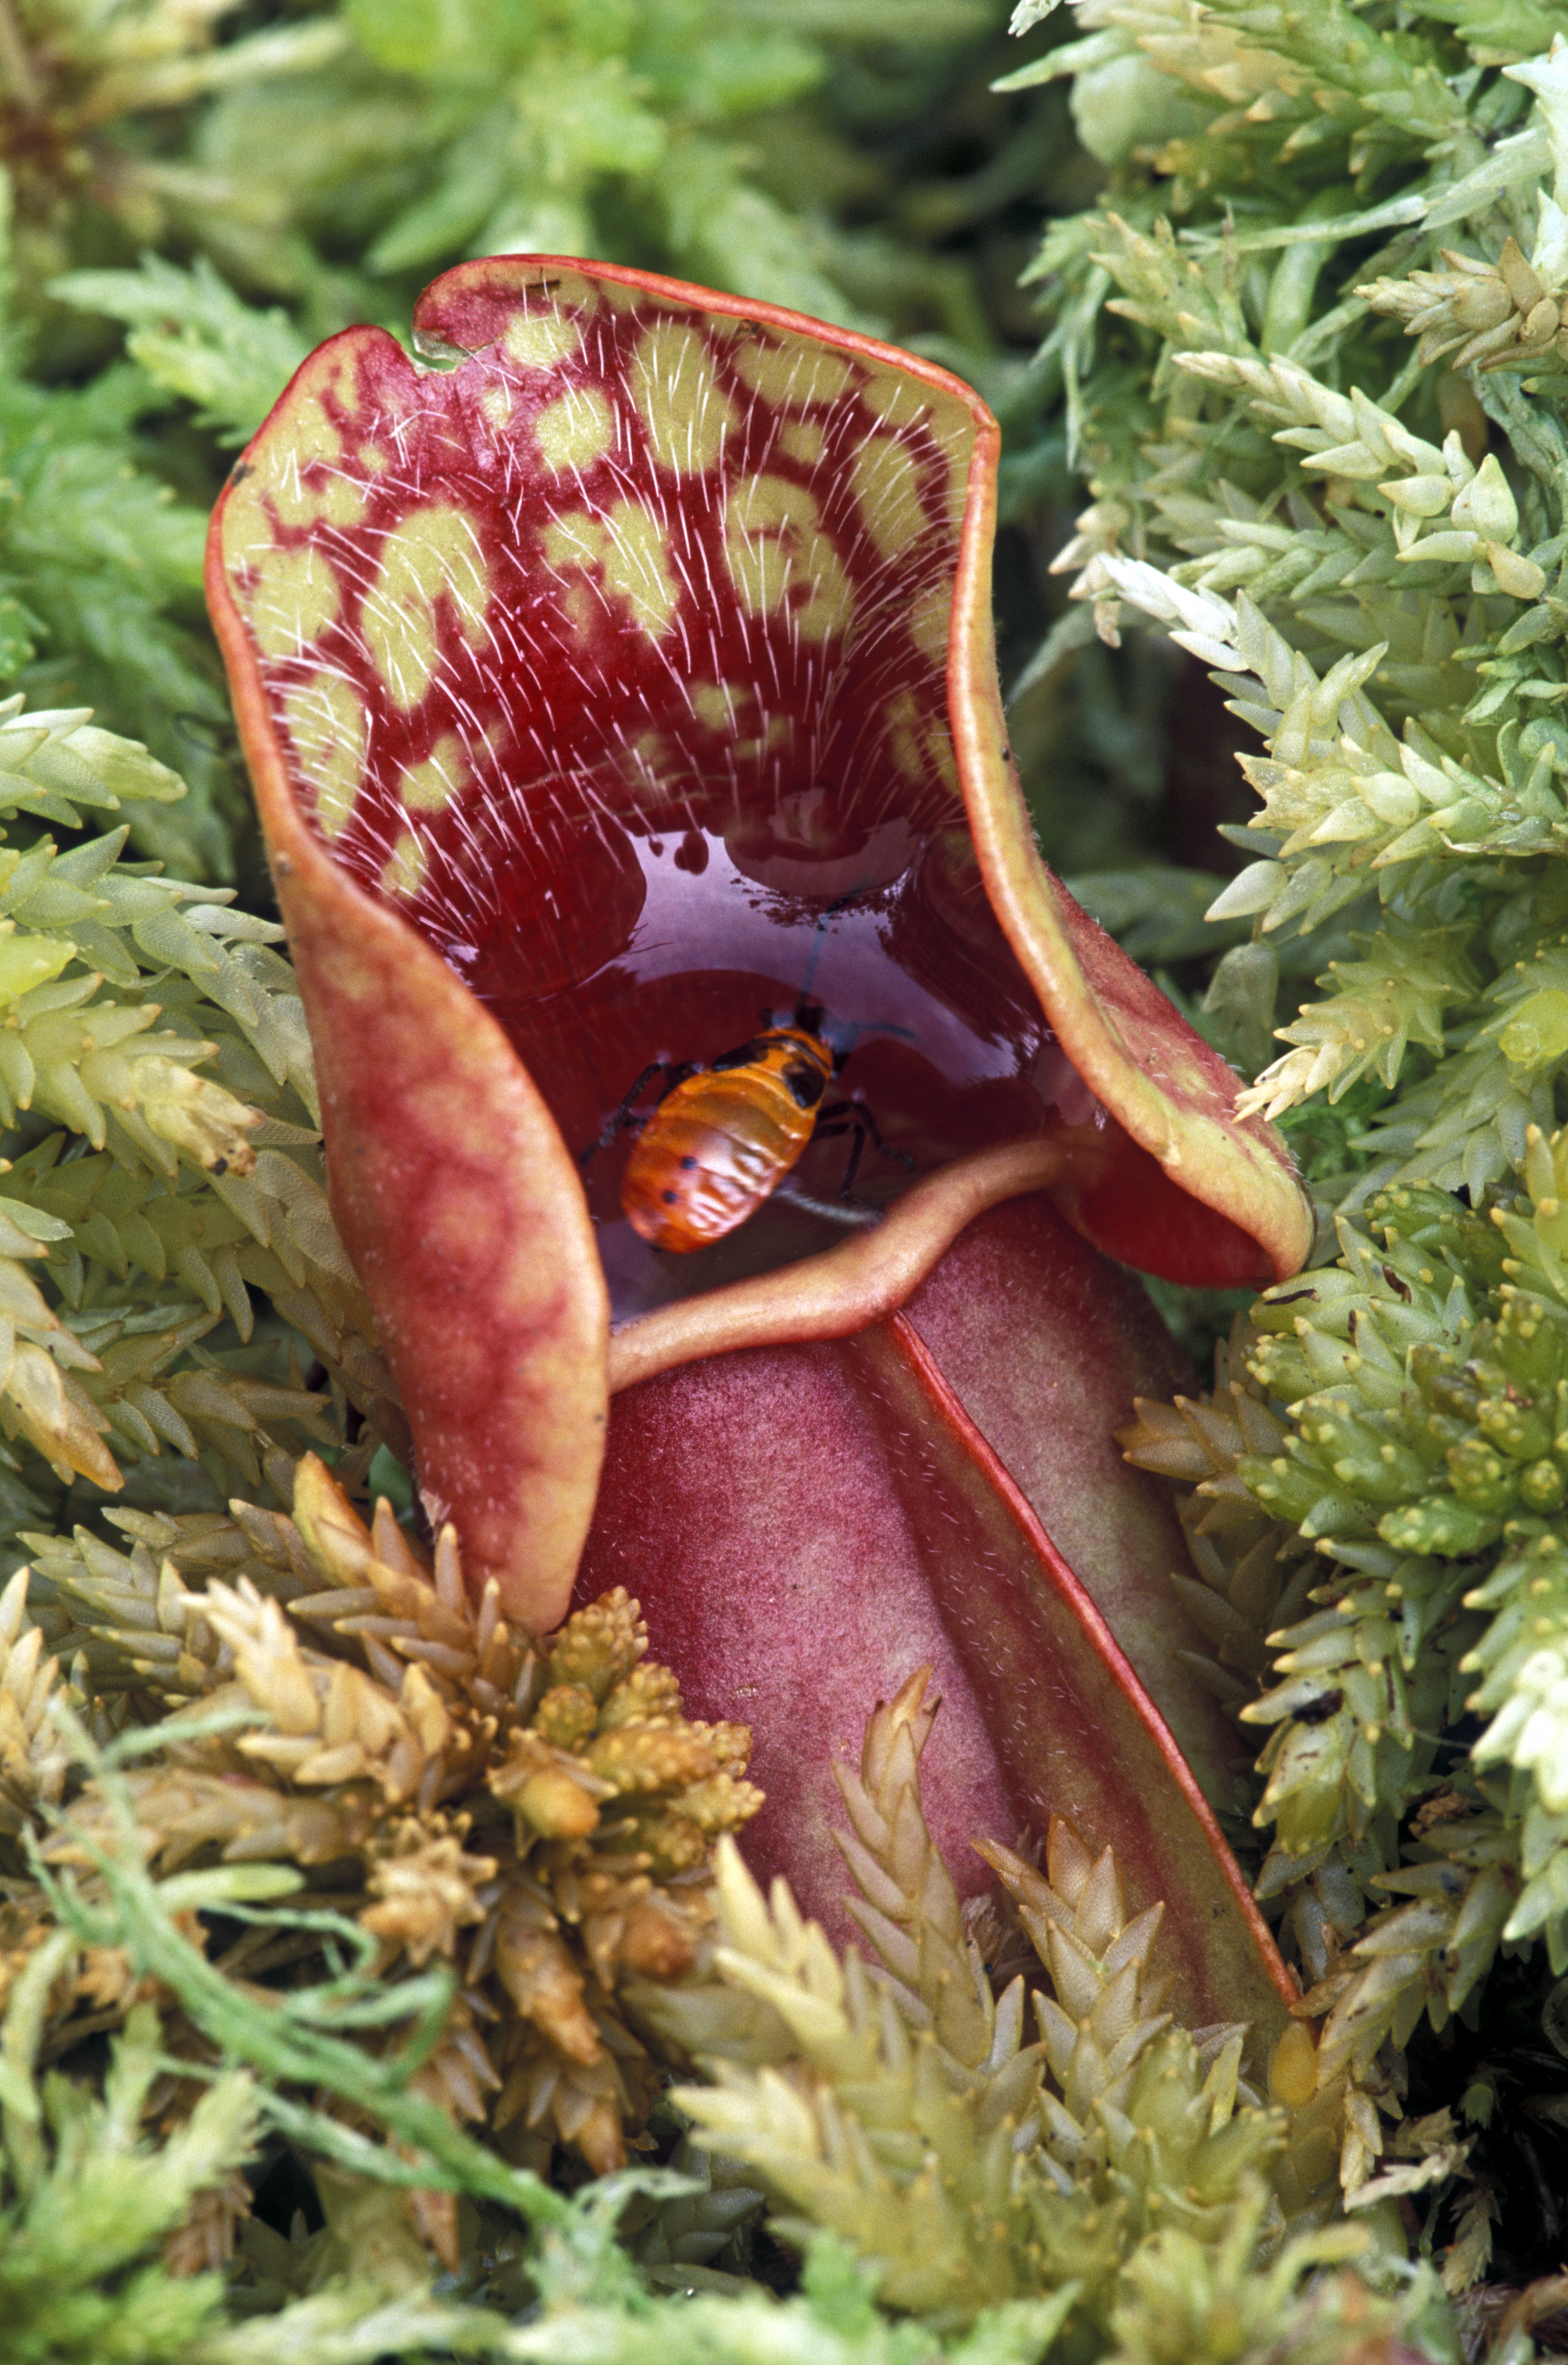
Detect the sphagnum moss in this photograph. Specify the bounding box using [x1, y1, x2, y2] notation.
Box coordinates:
[1118, 1137, 1568, 2261]
[1000, 0, 1568, 2304]
[0, 697, 414, 1552]
[630, 1669, 1412, 2353]
[0, 1458, 1459, 2355]
[5, 1451, 763, 2219]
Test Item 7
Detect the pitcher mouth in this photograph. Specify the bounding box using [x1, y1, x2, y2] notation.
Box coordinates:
[605, 1129, 1103, 1390]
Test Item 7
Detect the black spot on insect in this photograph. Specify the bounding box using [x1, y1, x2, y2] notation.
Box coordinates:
[662, 1189, 678, 1206]
[680, 1155, 698, 1170]
[783, 1061, 826, 1110]
[1296, 1689, 1344, 1725]
[711, 1038, 766, 1072]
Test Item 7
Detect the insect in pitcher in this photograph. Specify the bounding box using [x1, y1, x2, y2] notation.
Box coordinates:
[581, 901, 915, 1253]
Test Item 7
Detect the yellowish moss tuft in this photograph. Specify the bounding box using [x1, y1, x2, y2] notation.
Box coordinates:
[4, 1450, 762, 2258]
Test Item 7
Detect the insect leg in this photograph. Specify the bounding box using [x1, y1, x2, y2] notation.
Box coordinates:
[813, 1113, 885, 1206]
[840, 1116, 866, 1199]
[817, 1097, 917, 1179]
[770, 1183, 882, 1228]
[579, 1061, 688, 1172]
[778, 1102, 906, 1228]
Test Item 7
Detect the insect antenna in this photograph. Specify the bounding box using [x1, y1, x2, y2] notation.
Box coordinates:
[788, 886, 864, 1030]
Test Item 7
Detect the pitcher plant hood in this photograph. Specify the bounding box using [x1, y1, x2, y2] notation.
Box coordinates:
[206, 257, 1309, 2048]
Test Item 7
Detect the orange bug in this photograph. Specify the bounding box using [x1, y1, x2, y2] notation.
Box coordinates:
[584, 1002, 914, 1254]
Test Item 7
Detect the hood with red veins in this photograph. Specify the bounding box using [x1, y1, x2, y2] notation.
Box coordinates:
[206, 254, 1310, 1623]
